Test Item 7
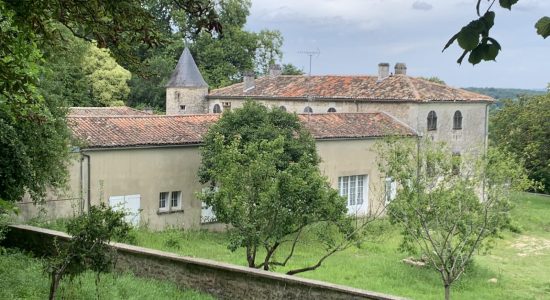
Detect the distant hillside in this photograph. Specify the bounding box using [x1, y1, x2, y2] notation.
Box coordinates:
[463, 87, 546, 100]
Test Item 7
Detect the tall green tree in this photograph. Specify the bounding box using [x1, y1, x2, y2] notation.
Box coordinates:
[198, 101, 356, 274]
[0, 0, 220, 207]
[128, 0, 284, 109]
[490, 93, 550, 193]
[377, 138, 531, 300]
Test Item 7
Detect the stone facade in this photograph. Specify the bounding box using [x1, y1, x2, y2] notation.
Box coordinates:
[166, 86, 208, 115]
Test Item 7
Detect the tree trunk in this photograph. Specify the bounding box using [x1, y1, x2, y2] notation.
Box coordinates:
[445, 284, 451, 300]
[49, 271, 61, 300]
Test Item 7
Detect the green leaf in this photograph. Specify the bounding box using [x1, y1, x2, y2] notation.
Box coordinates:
[468, 46, 484, 65]
[535, 16, 550, 39]
[499, 0, 519, 10]
[481, 11, 496, 30]
[483, 44, 500, 61]
[457, 27, 480, 51]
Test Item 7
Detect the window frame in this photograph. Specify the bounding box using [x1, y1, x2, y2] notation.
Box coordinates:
[159, 191, 182, 213]
[338, 175, 367, 209]
[159, 192, 169, 212]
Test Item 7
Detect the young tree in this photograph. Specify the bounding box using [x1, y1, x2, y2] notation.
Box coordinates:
[377, 138, 531, 300]
[198, 101, 357, 274]
[46, 203, 131, 300]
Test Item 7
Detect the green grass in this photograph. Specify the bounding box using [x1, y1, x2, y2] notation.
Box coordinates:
[0, 250, 214, 300]
[33, 193, 550, 299]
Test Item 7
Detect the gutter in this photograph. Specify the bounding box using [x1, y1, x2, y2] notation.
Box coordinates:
[81, 152, 91, 212]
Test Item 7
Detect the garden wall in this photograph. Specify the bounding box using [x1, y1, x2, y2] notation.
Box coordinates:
[3, 225, 407, 300]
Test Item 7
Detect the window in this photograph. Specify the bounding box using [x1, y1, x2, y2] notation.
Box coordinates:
[427, 111, 437, 131]
[304, 106, 313, 113]
[328, 107, 336, 113]
[222, 102, 231, 111]
[338, 175, 367, 207]
[179, 105, 186, 111]
[159, 192, 169, 211]
[384, 178, 397, 205]
[213, 104, 221, 113]
[453, 111, 463, 130]
[279, 106, 286, 111]
[159, 191, 182, 212]
[171, 191, 181, 209]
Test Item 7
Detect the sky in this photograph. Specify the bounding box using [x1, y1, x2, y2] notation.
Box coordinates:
[245, 0, 549, 89]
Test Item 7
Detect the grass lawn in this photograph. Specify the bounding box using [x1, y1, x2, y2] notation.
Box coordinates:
[32, 193, 550, 299]
[0, 250, 214, 300]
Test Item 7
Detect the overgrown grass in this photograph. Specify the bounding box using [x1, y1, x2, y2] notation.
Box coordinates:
[0, 250, 214, 300]
[32, 193, 550, 299]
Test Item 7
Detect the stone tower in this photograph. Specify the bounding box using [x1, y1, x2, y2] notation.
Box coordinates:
[166, 48, 208, 115]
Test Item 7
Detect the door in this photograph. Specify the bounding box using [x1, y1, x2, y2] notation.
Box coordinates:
[109, 194, 141, 226]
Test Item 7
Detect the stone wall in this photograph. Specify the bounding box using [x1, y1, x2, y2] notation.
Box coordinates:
[166, 87, 208, 115]
[3, 225, 407, 300]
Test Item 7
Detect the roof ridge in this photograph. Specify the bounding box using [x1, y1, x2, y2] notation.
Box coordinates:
[404, 76, 421, 101]
[68, 114, 220, 119]
[378, 111, 419, 136]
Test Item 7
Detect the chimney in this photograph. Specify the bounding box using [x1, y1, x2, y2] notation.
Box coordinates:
[269, 64, 282, 77]
[378, 63, 390, 81]
[243, 71, 255, 91]
[395, 63, 407, 75]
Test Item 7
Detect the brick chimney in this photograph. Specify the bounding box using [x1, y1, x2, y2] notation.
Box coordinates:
[243, 71, 255, 91]
[378, 63, 390, 81]
[395, 63, 407, 75]
[269, 64, 282, 77]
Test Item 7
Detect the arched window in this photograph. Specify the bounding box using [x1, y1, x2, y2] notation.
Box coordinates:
[213, 104, 221, 114]
[453, 110, 463, 130]
[304, 106, 313, 113]
[328, 107, 336, 113]
[279, 106, 286, 111]
[427, 111, 437, 131]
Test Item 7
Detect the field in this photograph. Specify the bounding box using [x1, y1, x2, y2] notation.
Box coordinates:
[31, 193, 550, 299]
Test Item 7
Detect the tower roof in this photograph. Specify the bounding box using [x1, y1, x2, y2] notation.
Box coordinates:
[166, 48, 208, 88]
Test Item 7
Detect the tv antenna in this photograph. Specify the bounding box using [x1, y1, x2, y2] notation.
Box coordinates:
[298, 48, 320, 76]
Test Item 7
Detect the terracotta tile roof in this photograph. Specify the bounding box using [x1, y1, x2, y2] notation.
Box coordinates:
[69, 107, 152, 116]
[208, 75, 493, 102]
[69, 115, 219, 148]
[298, 113, 416, 139]
[69, 113, 416, 149]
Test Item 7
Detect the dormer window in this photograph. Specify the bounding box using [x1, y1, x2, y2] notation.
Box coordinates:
[427, 111, 437, 131]
[453, 111, 463, 130]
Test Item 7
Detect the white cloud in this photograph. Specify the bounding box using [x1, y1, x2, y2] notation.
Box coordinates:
[412, 1, 433, 11]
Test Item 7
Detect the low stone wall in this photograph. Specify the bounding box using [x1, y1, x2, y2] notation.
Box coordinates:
[3, 225, 407, 300]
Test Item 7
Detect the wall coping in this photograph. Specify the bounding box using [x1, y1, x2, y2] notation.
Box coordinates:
[8, 224, 408, 300]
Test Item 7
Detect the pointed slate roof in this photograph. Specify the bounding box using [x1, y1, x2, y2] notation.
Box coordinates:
[166, 48, 208, 88]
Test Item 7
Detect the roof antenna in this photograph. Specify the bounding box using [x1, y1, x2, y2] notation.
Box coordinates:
[298, 48, 320, 76]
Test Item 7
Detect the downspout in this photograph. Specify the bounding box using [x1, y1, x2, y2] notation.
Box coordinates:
[81, 152, 91, 212]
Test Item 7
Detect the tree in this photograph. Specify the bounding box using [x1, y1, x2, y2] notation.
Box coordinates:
[444, 0, 549, 65]
[46, 203, 131, 300]
[490, 94, 550, 193]
[255, 29, 284, 75]
[198, 101, 357, 274]
[377, 138, 531, 300]
[0, 0, 220, 206]
[420, 77, 446, 85]
[282, 63, 305, 75]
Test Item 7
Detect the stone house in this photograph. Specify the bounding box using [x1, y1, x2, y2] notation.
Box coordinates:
[17, 48, 493, 230]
